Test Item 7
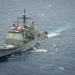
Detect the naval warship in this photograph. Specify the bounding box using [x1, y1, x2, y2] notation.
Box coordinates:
[0, 9, 48, 58]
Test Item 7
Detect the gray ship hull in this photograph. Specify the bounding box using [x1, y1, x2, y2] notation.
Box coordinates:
[0, 34, 47, 58]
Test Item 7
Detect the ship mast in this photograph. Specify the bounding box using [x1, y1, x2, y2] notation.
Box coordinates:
[16, 9, 31, 28]
[23, 9, 26, 27]
[23, 9, 31, 28]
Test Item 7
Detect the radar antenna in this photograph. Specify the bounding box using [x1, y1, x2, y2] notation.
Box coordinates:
[23, 9, 31, 27]
[17, 9, 31, 28]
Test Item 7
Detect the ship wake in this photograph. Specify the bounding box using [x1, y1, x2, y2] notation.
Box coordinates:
[32, 47, 48, 53]
[48, 26, 69, 38]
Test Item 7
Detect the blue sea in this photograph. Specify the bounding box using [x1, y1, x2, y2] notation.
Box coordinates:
[0, 0, 75, 75]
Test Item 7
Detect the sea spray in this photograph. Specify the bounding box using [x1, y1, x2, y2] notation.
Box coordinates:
[48, 26, 68, 38]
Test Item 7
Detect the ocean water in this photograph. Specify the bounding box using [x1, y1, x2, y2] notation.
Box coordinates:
[0, 0, 75, 75]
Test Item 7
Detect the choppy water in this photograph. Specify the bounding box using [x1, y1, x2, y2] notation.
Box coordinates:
[0, 0, 75, 75]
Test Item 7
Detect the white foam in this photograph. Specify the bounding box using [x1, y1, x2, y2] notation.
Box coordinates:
[48, 26, 69, 38]
[41, 13, 45, 16]
[48, 5, 52, 7]
[58, 67, 64, 71]
[33, 47, 37, 50]
[53, 44, 56, 47]
[48, 32, 59, 37]
[32, 49, 48, 53]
